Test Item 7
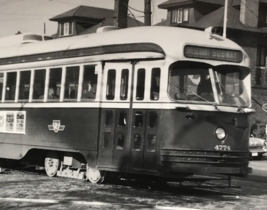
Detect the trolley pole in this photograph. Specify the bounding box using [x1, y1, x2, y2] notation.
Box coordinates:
[223, 0, 234, 38]
[144, 0, 152, 26]
[223, 0, 228, 38]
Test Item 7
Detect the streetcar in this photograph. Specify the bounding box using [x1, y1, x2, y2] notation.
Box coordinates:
[0, 26, 253, 183]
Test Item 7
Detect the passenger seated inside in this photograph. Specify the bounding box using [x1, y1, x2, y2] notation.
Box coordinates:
[39, 86, 59, 99]
[82, 80, 96, 99]
[197, 74, 214, 101]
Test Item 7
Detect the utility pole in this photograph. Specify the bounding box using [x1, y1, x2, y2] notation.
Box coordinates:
[44, 23, 46, 35]
[114, 0, 129, 28]
[144, 0, 152, 26]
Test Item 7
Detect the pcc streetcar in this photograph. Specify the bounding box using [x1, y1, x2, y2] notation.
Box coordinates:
[0, 26, 253, 183]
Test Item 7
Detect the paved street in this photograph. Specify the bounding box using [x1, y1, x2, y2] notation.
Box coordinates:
[1, 158, 267, 210]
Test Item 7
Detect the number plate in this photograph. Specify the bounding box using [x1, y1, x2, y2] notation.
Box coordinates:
[214, 145, 231, 151]
[252, 152, 258, 157]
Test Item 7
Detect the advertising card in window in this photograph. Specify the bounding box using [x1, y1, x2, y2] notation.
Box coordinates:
[6, 113, 14, 132]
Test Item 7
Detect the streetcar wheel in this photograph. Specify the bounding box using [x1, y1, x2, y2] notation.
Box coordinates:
[86, 167, 106, 184]
[44, 152, 60, 177]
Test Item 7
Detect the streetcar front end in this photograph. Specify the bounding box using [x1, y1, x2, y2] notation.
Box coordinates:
[160, 44, 252, 178]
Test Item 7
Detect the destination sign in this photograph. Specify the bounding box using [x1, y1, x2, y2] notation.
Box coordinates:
[184, 45, 243, 63]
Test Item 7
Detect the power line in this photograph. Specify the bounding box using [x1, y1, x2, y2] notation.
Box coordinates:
[127, 7, 140, 26]
[127, 4, 144, 13]
[48, 0, 79, 6]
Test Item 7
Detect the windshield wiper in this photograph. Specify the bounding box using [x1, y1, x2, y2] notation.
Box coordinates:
[174, 85, 219, 110]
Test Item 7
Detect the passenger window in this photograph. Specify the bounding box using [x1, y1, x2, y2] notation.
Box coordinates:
[147, 134, 156, 152]
[150, 68, 161, 100]
[106, 70, 116, 100]
[47, 68, 62, 101]
[133, 134, 142, 151]
[18, 70, 31, 100]
[118, 111, 127, 127]
[148, 112, 158, 128]
[136, 69, 145, 100]
[134, 111, 143, 128]
[105, 110, 113, 127]
[33, 69, 45, 100]
[0, 73, 4, 101]
[116, 133, 124, 150]
[103, 132, 111, 149]
[5, 72, 17, 101]
[64, 66, 79, 100]
[120, 69, 129, 100]
[81, 65, 98, 100]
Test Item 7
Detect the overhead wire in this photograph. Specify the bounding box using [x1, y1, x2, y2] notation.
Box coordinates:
[121, 1, 140, 26]
[0, 0, 52, 21]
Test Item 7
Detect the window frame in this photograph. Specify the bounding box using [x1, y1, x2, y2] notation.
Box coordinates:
[4, 71, 18, 102]
[64, 66, 80, 101]
[257, 44, 267, 67]
[171, 8, 189, 24]
[60, 22, 73, 37]
[18, 70, 31, 102]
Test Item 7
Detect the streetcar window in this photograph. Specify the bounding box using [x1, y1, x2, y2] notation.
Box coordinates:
[134, 111, 143, 128]
[33, 69, 45, 100]
[48, 68, 62, 101]
[169, 62, 214, 102]
[147, 134, 156, 152]
[150, 68, 160, 100]
[105, 110, 113, 127]
[136, 69, 145, 100]
[133, 134, 142, 151]
[116, 133, 124, 150]
[103, 132, 111, 149]
[213, 65, 250, 106]
[5, 72, 17, 101]
[18, 70, 31, 100]
[148, 112, 158, 128]
[106, 69, 116, 100]
[82, 65, 97, 100]
[0, 73, 3, 101]
[120, 69, 129, 100]
[118, 111, 127, 127]
[64, 66, 79, 100]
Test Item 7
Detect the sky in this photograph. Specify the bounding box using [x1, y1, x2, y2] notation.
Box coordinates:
[0, 0, 167, 37]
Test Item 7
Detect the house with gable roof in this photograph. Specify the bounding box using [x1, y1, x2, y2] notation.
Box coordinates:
[49, 5, 143, 38]
[158, 0, 267, 137]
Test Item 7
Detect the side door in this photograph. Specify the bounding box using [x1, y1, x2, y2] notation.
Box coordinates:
[98, 62, 132, 170]
[129, 62, 162, 173]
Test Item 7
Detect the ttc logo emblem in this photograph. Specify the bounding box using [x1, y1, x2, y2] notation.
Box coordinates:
[48, 120, 65, 133]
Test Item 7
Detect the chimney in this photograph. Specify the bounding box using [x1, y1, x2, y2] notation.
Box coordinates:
[240, 0, 259, 27]
[114, 0, 129, 28]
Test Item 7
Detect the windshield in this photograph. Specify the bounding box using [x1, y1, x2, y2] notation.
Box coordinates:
[168, 62, 250, 107]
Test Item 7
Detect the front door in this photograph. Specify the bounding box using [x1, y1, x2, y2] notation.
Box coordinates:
[128, 62, 162, 173]
[98, 61, 162, 174]
[98, 62, 132, 170]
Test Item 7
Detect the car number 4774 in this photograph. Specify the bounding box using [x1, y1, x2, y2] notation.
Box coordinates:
[214, 145, 231, 151]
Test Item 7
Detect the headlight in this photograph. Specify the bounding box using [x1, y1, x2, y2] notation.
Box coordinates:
[215, 127, 226, 140]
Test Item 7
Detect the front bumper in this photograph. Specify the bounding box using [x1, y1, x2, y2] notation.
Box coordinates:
[161, 149, 250, 177]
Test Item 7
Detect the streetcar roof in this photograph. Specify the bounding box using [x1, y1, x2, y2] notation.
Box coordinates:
[0, 26, 248, 66]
